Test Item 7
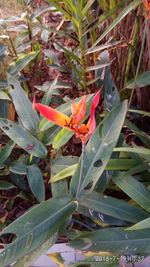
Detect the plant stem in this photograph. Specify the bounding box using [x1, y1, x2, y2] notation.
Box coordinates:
[75, 142, 85, 198]
[128, 20, 147, 108]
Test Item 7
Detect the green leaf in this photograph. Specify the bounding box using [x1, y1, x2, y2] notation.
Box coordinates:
[30, 5, 54, 20]
[113, 174, 150, 212]
[113, 147, 150, 155]
[27, 164, 45, 202]
[0, 195, 76, 267]
[41, 77, 58, 106]
[0, 44, 8, 61]
[0, 180, 16, 190]
[51, 159, 137, 183]
[69, 227, 150, 254]
[0, 91, 10, 100]
[128, 108, 150, 117]
[90, 0, 141, 49]
[78, 191, 148, 223]
[70, 101, 128, 197]
[8, 76, 39, 132]
[127, 217, 150, 231]
[0, 118, 47, 157]
[12, 235, 57, 267]
[10, 162, 27, 175]
[8, 51, 39, 76]
[51, 164, 77, 183]
[126, 71, 150, 88]
[125, 119, 150, 148]
[0, 140, 15, 164]
[52, 128, 73, 149]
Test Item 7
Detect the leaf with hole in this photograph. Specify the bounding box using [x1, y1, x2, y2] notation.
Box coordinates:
[70, 101, 128, 197]
[0, 118, 47, 157]
[0, 195, 76, 267]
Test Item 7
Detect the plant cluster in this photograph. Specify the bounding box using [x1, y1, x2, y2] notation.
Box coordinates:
[0, 0, 150, 266]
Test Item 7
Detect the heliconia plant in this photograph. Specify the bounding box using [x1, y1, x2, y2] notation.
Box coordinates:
[0, 0, 150, 266]
[33, 89, 101, 143]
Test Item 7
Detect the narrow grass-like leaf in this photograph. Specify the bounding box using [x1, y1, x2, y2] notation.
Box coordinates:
[8, 76, 39, 132]
[70, 101, 128, 197]
[0, 195, 76, 267]
[27, 164, 45, 202]
[90, 0, 141, 49]
[0, 119, 47, 157]
[113, 175, 150, 212]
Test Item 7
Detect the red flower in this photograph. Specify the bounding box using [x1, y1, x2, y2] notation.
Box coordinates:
[143, 0, 150, 19]
[33, 90, 101, 143]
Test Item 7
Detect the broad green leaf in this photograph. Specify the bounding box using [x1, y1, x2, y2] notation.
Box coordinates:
[69, 227, 150, 254]
[44, 49, 60, 66]
[78, 191, 148, 223]
[0, 118, 47, 157]
[10, 162, 27, 175]
[27, 164, 45, 202]
[127, 217, 150, 231]
[0, 91, 10, 100]
[0, 180, 16, 190]
[8, 76, 39, 132]
[79, 204, 127, 226]
[8, 51, 39, 76]
[126, 71, 150, 88]
[90, 0, 141, 49]
[0, 140, 15, 164]
[41, 77, 58, 106]
[11, 173, 27, 190]
[51, 156, 79, 175]
[52, 128, 73, 149]
[51, 159, 137, 183]
[113, 147, 150, 155]
[96, 50, 120, 110]
[70, 101, 128, 197]
[113, 175, 150, 212]
[0, 195, 76, 267]
[51, 164, 77, 183]
[12, 234, 57, 267]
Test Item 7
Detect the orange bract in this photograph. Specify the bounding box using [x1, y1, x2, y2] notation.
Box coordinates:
[143, 0, 150, 19]
[33, 90, 101, 143]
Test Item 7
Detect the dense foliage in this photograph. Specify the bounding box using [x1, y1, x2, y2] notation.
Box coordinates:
[0, 0, 150, 266]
